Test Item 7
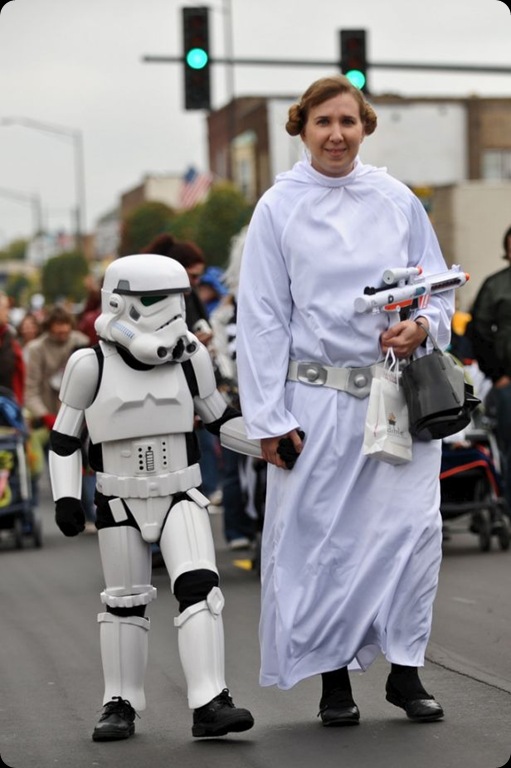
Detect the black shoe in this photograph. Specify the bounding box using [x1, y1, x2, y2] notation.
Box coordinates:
[92, 696, 137, 741]
[318, 689, 360, 726]
[385, 677, 444, 722]
[192, 688, 254, 737]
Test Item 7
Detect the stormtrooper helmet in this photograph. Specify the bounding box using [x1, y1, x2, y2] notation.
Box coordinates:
[95, 253, 200, 365]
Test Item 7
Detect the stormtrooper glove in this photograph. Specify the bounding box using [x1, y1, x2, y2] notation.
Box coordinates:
[55, 497, 86, 536]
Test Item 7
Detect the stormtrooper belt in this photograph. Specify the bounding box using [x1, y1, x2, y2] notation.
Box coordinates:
[287, 361, 380, 399]
[96, 464, 202, 499]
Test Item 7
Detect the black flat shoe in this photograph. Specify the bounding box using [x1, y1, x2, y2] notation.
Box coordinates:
[385, 677, 444, 722]
[192, 688, 254, 737]
[92, 696, 137, 741]
[318, 690, 360, 726]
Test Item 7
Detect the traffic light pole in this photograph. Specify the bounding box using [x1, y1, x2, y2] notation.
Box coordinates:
[143, 54, 511, 76]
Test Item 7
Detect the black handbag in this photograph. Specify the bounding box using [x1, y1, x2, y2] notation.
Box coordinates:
[401, 326, 481, 440]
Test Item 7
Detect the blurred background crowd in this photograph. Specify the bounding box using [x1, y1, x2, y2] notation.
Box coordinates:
[0, 223, 262, 559]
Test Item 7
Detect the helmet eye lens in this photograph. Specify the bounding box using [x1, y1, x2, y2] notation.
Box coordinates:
[141, 295, 166, 307]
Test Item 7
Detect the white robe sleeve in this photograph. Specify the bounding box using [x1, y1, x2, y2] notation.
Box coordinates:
[236, 200, 301, 440]
[406, 194, 454, 350]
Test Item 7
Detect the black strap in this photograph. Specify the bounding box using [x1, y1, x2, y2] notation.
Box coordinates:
[92, 343, 104, 401]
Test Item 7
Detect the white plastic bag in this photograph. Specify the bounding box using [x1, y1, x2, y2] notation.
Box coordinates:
[363, 350, 412, 465]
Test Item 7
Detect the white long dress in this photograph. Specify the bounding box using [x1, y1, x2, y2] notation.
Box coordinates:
[236, 157, 454, 690]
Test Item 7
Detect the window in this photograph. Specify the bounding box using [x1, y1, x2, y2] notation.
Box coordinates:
[482, 150, 511, 180]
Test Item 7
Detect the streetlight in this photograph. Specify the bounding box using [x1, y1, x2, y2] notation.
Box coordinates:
[0, 116, 86, 250]
[0, 186, 45, 263]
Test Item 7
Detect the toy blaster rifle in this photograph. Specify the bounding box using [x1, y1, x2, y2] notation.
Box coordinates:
[354, 265, 469, 315]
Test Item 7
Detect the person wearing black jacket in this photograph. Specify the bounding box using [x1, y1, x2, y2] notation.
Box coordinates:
[470, 225, 511, 513]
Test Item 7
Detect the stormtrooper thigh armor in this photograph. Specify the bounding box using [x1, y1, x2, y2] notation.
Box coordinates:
[97, 525, 155, 710]
[160, 497, 226, 709]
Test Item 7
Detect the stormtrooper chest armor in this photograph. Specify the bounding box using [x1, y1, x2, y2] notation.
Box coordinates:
[85, 346, 195, 479]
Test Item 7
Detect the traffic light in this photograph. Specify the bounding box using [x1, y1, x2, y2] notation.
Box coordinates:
[182, 7, 211, 111]
[340, 29, 368, 94]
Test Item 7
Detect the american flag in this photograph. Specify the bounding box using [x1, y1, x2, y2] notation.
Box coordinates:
[180, 166, 213, 210]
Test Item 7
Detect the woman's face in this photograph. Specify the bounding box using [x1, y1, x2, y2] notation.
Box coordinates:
[20, 315, 39, 341]
[186, 264, 204, 287]
[302, 92, 365, 178]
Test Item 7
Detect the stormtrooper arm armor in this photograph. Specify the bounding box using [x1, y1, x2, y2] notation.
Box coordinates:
[187, 343, 262, 458]
[49, 348, 99, 501]
[219, 417, 263, 460]
[186, 343, 233, 428]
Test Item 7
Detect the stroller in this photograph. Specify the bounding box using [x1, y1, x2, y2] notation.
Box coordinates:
[440, 417, 510, 552]
[0, 387, 43, 549]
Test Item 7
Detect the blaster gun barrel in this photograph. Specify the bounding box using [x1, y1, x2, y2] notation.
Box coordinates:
[354, 267, 470, 314]
[382, 267, 422, 285]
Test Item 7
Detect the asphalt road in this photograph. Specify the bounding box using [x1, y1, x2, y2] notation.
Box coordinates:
[1, 476, 511, 768]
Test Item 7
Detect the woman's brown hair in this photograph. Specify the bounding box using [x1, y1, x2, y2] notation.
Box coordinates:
[286, 75, 377, 138]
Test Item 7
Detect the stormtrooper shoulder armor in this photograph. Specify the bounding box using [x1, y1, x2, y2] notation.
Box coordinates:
[59, 347, 100, 410]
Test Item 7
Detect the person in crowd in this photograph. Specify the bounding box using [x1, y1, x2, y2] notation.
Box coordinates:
[142, 234, 223, 504]
[0, 291, 25, 405]
[469, 225, 511, 515]
[77, 274, 102, 346]
[16, 311, 42, 359]
[209, 229, 258, 550]
[198, 266, 228, 317]
[48, 253, 254, 741]
[24, 305, 89, 506]
[235, 75, 453, 726]
[10, 308, 44, 499]
[24, 304, 90, 431]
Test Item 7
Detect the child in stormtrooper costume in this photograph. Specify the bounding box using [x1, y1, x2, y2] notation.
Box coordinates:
[48, 254, 254, 741]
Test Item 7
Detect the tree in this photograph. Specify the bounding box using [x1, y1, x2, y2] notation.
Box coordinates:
[191, 182, 253, 266]
[167, 206, 202, 242]
[0, 238, 28, 261]
[41, 251, 89, 304]
[119, 201, 175, 256]
[116, 183, 253, 267]
[5, 272, 36, 306]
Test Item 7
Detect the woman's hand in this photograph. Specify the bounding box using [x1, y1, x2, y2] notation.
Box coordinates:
[261, 429, 304, 469]
[195, 328, 213, 346]
[380, 318, 429, 359]
[495, 375, 511, 389]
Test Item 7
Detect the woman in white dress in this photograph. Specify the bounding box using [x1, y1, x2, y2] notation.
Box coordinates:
[236, 75, 453, 726]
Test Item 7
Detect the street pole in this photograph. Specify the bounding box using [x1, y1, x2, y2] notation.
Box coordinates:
[0, 117, 86, 252]
[0, 186, 44, 263]
[0, 186, 43, 235]
[143, 53, 511, 76]
[222, 0, 236, 179]
[73, 128, 86, 251]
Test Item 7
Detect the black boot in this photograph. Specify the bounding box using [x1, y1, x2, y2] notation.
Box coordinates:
[92, 696, 137, 741]
[192, 688, 254, 737]
[318, 668, 360, 726]
[385, 665, 444, 722]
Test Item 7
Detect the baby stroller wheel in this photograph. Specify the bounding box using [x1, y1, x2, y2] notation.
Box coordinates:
[13, 516, 24, 549]
[32, 514, 43, 548]
[495, 515, 511, 551]
[473, 507, 492, 552]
